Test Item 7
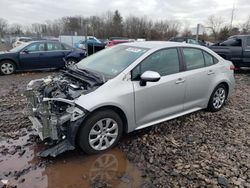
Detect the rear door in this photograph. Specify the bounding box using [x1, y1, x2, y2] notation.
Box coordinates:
[181, 47, 218, 110]
[19, 42, 47, 69]
[221, 38, 243, 64]
[242, 36, 250, 65]
[44, 42, 69, 68]
[132, 48, 186, 127]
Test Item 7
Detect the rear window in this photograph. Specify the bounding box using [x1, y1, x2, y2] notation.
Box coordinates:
[183, 48, 205, 70]
[47, 42, 62, 51]
[62, 43, 73, 50]
[203, 51, 214, 66]
[221, 38, 242, 46]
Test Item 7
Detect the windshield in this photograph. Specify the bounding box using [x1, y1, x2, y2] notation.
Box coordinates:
[76, 45, 149, 77]
[9, 43, 29, 52]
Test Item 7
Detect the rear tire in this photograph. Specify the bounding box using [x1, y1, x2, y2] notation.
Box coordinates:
[78, 110, 123, 154]
[0, 60, 16, 75]
[207, 84, 227, 112]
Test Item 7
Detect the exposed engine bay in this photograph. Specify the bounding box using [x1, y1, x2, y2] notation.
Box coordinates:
[25, 68, 105, 157]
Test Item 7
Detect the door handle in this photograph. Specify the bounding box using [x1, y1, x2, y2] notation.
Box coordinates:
[207, 70, 215, 75]
[175, 78, 185, 84]
[39, 53, 44, 56]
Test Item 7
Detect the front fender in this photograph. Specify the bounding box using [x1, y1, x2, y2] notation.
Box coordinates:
[74, 77, 136, 133]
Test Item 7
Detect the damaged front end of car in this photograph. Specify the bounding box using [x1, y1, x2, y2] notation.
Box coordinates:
[25, 68, 104, 157]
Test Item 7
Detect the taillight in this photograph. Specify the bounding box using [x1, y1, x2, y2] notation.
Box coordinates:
[230, 64, 235, 70]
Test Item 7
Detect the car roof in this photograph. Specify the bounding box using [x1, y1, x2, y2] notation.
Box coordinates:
[229, 35, 250, 39]
[120, 41, 201, 49]
[18, 37, 32, 39]
[27, 40, 61, 44]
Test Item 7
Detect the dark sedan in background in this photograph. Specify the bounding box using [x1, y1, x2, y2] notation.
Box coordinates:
[0, 41, 86, 75]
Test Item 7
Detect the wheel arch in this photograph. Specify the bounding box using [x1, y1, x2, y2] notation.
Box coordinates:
[216, 81, 229, 99]
[207, 81, 230, 108]
[0, 59, 19, 74]
[0, 58, 18, 68]
[86, 105, 129, 134]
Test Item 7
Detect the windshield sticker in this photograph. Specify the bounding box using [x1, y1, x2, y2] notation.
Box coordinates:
[126, 47, 144, 53]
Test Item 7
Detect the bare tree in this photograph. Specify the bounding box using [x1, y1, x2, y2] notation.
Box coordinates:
[218, 26, 231, 41]
[0, 18, 8, 38]
[207, 15, 224, 41]
[9, 24, 23, 36]
[182, 28, 192, 37]
[181, 21, 192, 37]
[241, 15, 250, 34]
[112, 10, 123, 37]
[124, 16, 152, 39]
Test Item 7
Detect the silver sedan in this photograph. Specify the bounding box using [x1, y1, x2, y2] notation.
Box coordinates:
[26, 41, 235, 156]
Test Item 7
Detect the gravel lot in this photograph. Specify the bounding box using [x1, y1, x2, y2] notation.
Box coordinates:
[0, 70, 249, 187]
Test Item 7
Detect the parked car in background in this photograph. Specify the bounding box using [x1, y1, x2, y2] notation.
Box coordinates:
[74, 36, 106, 55]
[12, 37, 33, 48]
[25, 41, 235, 157]
[209, 35, 250, 68]
[136, 38, 146, 42]
[169, 37, 210, 46]
[74, 36, 101, 49]
[105, 37, 131, 48]
[0, 40, 86, 75]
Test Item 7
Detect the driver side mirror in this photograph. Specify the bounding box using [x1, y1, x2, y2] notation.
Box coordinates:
[22, 49, 29, 54]
[140, 71, 161, 86]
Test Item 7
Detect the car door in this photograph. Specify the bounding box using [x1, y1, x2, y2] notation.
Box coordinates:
[132, 48, 186, 127]
[181, 47, 218, 110]
[19, 42, 47, 69]
[243, 36, 250, 65]
[44, 42, 69, 68]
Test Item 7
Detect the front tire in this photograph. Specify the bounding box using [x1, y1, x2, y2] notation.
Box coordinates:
[207, 84, 227, 112]
[0, 60, 16, 75]
[65, 58, 77, 68]
[78, 110, 123, 154]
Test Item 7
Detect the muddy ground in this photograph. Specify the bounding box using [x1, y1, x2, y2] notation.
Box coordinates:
[0, 70, 249, 188]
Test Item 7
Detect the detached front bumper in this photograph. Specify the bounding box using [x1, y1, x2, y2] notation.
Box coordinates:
[25, 89, 87, 157]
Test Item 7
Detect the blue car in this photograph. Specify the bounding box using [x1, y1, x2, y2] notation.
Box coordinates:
[0, 41, 86, 75]
[74, 37, 106, 55]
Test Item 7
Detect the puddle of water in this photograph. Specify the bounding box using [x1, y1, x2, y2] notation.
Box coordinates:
[0, 134, 143, 188]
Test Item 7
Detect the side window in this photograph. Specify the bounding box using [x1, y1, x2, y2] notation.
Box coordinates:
[62, 43, 72, 50]
[203, 51, 214, 66]
[47, 42, 62, 51]
[132, 48, 180, 79]
[221, 38, 242, 47]
[25, 43, 45, 52]
[183, 48, 205, 70]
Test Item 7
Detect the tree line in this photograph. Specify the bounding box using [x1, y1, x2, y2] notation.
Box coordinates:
[0, 10, 250, 42]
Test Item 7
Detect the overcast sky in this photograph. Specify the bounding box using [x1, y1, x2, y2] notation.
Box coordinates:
[0, 0, 249, 27]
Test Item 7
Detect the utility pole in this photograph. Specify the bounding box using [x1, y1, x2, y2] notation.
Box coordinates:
[196, 24, 200, 42]
[230, 0, 236, 28]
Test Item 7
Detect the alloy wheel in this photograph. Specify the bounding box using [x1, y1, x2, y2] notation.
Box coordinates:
[89, 118, 119, 151]
[212, 87, 226, 109]
[1, 62, 14, 74]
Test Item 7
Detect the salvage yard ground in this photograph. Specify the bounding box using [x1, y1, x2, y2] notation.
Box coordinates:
[0, 69, 250, 187]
